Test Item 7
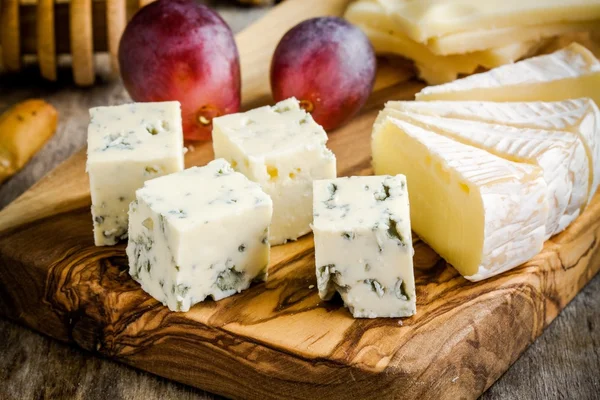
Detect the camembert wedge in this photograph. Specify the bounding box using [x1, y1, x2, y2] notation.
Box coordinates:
[416, 44, 600, 105]
[372, 117, 549, 281]
[380, 99, 600, 204]
[385, 112, 589, 236]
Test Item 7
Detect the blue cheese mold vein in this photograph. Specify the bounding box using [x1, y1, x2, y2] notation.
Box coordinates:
[312, 175, 417, 319]
[126, 159, 273, 312]
[86, 101, 185, 246]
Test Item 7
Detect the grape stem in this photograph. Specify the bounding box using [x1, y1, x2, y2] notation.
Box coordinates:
[299, 99, 314, 113]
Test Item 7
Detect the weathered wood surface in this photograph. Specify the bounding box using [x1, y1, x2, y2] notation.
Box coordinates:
[1, 1, 600, 399]
[2, 279, 598, 400]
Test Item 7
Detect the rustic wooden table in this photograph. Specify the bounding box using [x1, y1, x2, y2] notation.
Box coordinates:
[1, 2, 599, 399]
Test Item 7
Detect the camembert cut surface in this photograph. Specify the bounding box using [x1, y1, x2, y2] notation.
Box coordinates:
[384, 111, 590, 237]
[372, 117, 549, 281]
[381, 99, 600, 204]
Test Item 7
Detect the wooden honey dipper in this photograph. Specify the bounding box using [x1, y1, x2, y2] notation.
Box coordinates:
[0, 0, 156, 86]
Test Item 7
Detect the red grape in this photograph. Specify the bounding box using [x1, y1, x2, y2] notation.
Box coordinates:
[119, 0, 241, 141]
[270, 17, 376, 131]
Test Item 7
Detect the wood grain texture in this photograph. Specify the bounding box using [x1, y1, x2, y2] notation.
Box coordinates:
[0, 81, 599, 398]
[1, 1, 599, 399]
[36, 0, 58, 81]
[0, 0, 21, 71]
[106, 0, 127, 78]
[1, 274, 599, 400]
[70, 0, 95, 85]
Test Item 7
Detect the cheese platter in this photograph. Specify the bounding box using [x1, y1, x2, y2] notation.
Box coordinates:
[1, 0, 600, 399]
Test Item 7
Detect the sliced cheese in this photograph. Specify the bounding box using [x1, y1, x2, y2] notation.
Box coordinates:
[414, 40, 548, 85]
[381, 99, 600, 203]
[357, 25, 544, 84]
[385, 111, 589, 237]
[416, 43, 600, 105]
[344, 0, 402, 39]
[428, 20, 600, 56]
[377, 0, 600, 43]
[372, 117, 549, 281]
[345, 0, 590, 57]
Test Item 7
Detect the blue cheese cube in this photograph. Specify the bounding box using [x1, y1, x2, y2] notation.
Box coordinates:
[86, 101, 184, 246]
[126, 159, 273, 312]
[312, 175, 416, 318]
[212, 98, 336, 245]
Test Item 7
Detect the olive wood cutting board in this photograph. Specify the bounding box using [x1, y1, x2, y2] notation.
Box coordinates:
[0, 0, 599, 399]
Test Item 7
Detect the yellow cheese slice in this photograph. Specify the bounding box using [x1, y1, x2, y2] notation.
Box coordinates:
[346, 1, 551, 83]
[414, 40, 548, 85]
[358, 26, 544, 84]
[428, 20, 599, 56]
[380, 99, 600, 204]
[416, 43, 600, 105]
[372, 117, 549, 281]
[376, 0, 600, 43]
[346, 1, 597, 57]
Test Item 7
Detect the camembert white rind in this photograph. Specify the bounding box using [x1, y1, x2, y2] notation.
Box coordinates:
[372, 117, 549, 281]
[380, 99, 600, 204]
[213, 98, 336, 245]
[416, 44, 600, 105]
[384, 111, 590, 237]
[126, 159, 273, 312]
[313, 175, 416, 318]
[86, 101, 184, 246]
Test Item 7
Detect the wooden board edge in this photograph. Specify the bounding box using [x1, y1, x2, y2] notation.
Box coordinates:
[0, 198, 599, 399]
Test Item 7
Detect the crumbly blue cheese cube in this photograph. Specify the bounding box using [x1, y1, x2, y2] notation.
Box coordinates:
[126, 159, 273, 312]
[312, 175, 416, 318]
[212, 97, 337, 245]
[86, 101, 184, 246]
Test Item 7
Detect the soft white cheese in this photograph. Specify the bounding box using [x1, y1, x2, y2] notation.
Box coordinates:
[126, 159, 273, 312]
[415, 44, 600, 105]
[86, 101, 184, 246]
[383, 111, 590, 237]
[212, 97, 336, 245]
[312, 175, 416, 318]
[372, 117, 549, 282]
[380, 99, 600, 204]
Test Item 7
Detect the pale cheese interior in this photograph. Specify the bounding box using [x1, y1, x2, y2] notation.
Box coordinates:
[377, 0, 600, 43]
[372, 118, 548, 280]
[345, 1, 545, 84]
[373, 121, 484, 276]
[428, 20, 600, 56]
